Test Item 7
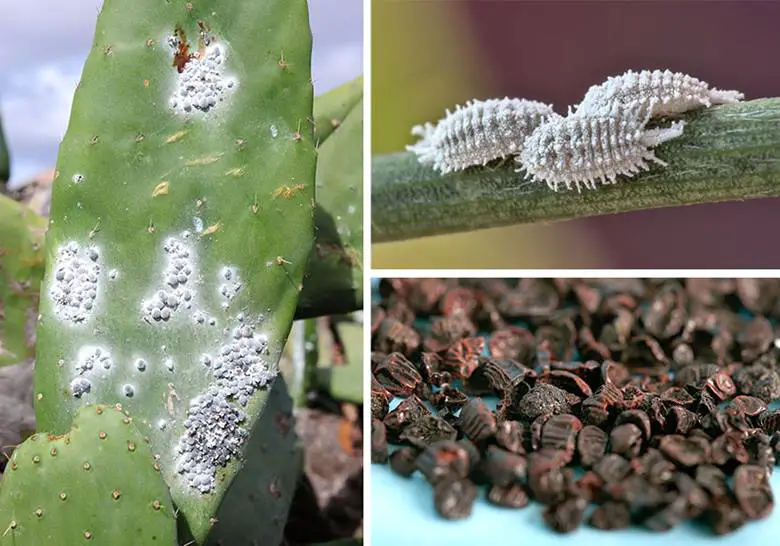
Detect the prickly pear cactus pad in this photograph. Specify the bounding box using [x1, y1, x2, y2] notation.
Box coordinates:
[299, 86, 363, 319]
[0, 405, 176, 545]
[312, 76, 363, 145]
[0, 196, 46, 367]
[34, 0, 315, 542]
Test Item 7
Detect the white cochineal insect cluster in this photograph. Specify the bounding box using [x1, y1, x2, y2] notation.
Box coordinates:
[53, 222, 277, 495]
[175, 322, 277, 493]
[168, 40, 236, 115]
[520, 103, 686, 192]
[407, 69, 745, 191]
[141, 236, 195, 323]
[50, 242, 102, 324]
[69, 346, 114, 398]
[406, 98, 555, 174]
[574, 69, 744, 118]
[174, 387, 249, 493]
[219, 266, 242, 309]
[209, 326, 275, 407]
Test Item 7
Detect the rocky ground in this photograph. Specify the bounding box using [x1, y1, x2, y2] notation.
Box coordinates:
[286, 400, 364, 544]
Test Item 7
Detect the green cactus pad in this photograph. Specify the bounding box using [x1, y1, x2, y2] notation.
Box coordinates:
[312, 76, 363, 145]
[0, 196, 46, 367]
[0, 404, 176, 545]
[298, 93, 363, 319]
[34, 0, 314, 542]
[329, 316, 363, 404]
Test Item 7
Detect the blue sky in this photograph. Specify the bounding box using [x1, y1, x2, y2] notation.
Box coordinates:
[0, 0, 363, 188]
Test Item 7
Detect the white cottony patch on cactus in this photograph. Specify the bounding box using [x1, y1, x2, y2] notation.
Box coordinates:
[72, 173, 85, 184]
[74, 345, 113, 374]
[270, 124, 279, 138]
[141, 237, 195, 323]
[70, 377, 92, 398]
[69, 345, 113, 397]
[175, 387, 248, 493]
[212, 325, 275, 407]
[50, 242, 102, 324]
[168, 41, 236, 115]
[174, 321, 276, 493]
[218, 266, 242, 306]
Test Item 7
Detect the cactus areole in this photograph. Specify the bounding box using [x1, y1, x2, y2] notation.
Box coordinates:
[34, 0, 315, 542]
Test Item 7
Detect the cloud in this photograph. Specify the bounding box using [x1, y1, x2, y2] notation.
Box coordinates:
[2, 63, 80, 187]
[0, 0, 101, 74]
[0, 0, 363, 186]
[313, 42, 363, 94]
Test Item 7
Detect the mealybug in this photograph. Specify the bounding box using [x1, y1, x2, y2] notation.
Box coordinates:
[518, 103, 685, 192]
[407, 98, 556, 174]
[574, 69, 744, 118]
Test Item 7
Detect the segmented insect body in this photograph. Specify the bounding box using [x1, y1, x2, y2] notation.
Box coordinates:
[407, 98, 556, 174]
[518, 103, 686, 192]
[575, 69, 744, 118]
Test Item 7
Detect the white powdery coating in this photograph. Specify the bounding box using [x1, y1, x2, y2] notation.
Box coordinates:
[49, 242, 101, 324]
[70, 377, 91, 398]
[575, 69, 744, 118]
[73, 345, 113, 375]
[70, 345, 113, 397]
[218, 266, 242, 304]
[141, 237, 195, 323]
[175, 323, 276, 493]
[175, 387, 248, 493]
[406, 98, 556, 174]
[210, 325, 275, 407]
[519, 104, 686, 192]
[168, 43, 236, 115]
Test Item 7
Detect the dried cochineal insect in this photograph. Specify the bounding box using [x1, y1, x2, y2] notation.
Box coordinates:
[433, 478, 478, 519]
[457, 398, 498, 444]
[574, 69, 744, 118]
[518, 102, 685, 192]
[406, 98, 556, 174]
[372, 278, 779, 534]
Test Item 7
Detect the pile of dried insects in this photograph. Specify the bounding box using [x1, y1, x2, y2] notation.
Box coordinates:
[371, 279, 780, 534]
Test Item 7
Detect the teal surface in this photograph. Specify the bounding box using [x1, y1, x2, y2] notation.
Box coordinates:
[371, 463, 780, 545]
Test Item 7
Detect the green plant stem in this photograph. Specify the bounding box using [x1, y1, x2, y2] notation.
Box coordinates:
[371, 98, 780, 243]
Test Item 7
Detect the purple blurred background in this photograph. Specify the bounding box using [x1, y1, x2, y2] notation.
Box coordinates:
[463, 0, 780, 268]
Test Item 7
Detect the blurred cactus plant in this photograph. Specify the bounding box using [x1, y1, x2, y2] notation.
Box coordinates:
[0, 111, 9, 189]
